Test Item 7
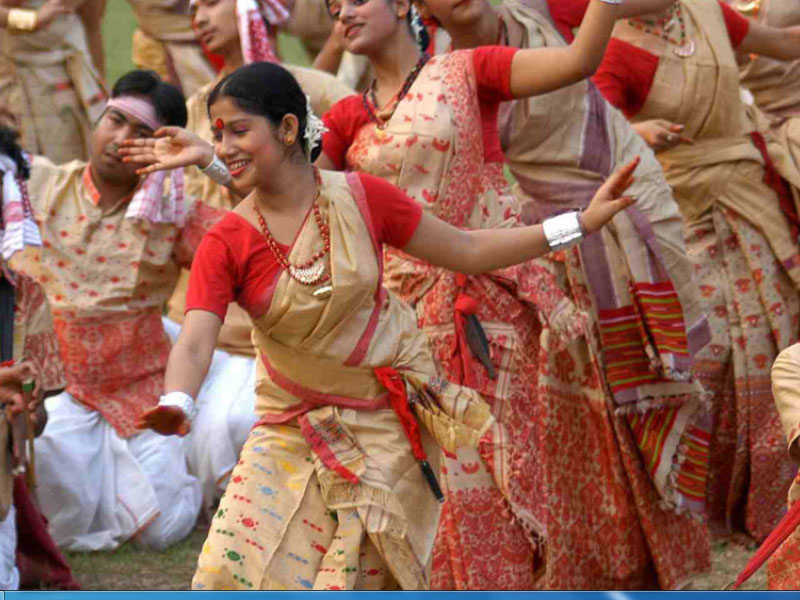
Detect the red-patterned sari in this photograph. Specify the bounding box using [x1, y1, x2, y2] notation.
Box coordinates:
[330, 49, 593, 589]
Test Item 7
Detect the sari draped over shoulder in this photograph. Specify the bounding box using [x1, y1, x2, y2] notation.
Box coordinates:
[193, 171, 534, 590]
[0, 0, 106, 164]
[611, 0, 800, 541]
[342, 49, 581, 589]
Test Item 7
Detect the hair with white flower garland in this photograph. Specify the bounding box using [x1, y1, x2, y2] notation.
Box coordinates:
[409, 5, 425, 47]
[303, 95, 328, 160]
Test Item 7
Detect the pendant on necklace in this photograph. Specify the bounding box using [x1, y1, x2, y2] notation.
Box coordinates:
[374, 127, 387, 141]
[312, 284, 333, 300]
[289, 262, 326, 285]
[674, 38, 695, 58]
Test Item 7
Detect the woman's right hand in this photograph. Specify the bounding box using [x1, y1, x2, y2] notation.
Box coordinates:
[632, 120, 693, 152]
[136, 405, 191, 437]
[119, 126, 214, 176]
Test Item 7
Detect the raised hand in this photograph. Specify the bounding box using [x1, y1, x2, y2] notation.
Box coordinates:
[136, 405, 191, 437]
[119, 126, 214, 176]
[581, 157, 639, 234]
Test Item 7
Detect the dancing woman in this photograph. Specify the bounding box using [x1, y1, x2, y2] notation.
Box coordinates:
[156, 0, 354, 509]
[134, 61, 637, 590]
[592, 0, 800, 542]
[314, 0, 658, 589]
[414, 0, 712, 589]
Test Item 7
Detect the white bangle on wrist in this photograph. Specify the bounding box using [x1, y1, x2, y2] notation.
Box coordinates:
[158, 391, 197, 422]
[596, 0, 622, 4]
[199, 153, 232, 186]
[543, 211, 585, 252]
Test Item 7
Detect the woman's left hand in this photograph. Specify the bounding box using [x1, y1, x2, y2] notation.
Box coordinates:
[581, 157, 640, 234]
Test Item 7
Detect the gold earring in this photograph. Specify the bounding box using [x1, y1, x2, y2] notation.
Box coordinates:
[284, 136, 295, 145]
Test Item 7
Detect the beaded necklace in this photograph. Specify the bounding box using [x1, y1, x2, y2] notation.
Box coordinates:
[362, 52, 431, 139]
[253, 168, 332, 288]
[628, 2, 696, 58]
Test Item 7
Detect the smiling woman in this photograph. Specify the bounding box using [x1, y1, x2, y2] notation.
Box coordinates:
[124, 59, 637, 590]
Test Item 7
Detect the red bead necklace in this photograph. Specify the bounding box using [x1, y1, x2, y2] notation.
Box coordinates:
[253, 168, 331, 286]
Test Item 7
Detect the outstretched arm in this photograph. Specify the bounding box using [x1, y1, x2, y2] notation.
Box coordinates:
[402, 157, 638, 274]
[508, 0, 620, 98]
[738, 21, 800, 61]
[137, 309, 222, 436]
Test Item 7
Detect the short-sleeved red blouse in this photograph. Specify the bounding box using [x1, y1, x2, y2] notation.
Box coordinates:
[185, 172, 423, 320]
[322, 46, 518, 168]
[584, 0, 751, 117]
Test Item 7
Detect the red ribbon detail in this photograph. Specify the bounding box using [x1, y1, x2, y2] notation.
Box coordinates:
[453, 273, 480, 388]
[374, 366, 428, 463]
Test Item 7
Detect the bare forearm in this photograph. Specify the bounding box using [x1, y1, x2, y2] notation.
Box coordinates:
[740, 23, 800, 60]
[509, 0, 620, 98]
[312, 34, 345, 75]
[78, 0, 106, 78]
[460, 226, 551, 274]
[164, 336, 215, 399]
[618, 0, 674, 18]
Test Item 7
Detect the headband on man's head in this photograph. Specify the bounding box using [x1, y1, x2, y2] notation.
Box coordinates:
[106, 96, 163, 132]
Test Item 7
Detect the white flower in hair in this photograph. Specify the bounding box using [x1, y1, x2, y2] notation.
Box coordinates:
[303, 95, 328, 158]
[410, 5, 425, 45]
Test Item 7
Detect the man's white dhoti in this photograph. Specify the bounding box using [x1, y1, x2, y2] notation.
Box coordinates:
[162, 318, 256, 508]
[0, 504, 19, 590]
[33, 392, 202, 551]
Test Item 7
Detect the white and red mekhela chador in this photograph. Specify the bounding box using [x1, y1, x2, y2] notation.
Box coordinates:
[479, 0, 713, 589]
[188, 170, 538, 590]
[594, 0, 800, 542]
[9, 155, 223, 551]
[323, 47, 589, 589]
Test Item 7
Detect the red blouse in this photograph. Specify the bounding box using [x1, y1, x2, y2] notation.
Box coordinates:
[586, 1, 751, 117]
[186, 173, 423, 320]
[322, 46, 518, 168]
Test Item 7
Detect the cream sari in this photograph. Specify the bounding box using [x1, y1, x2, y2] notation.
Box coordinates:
[193, 170, 534, 590]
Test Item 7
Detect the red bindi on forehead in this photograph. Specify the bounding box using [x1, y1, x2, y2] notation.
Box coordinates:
[215, 118, 224, 130]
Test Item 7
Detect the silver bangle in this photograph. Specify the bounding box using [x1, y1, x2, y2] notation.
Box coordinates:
[199, 153, 232, 186]
[158, 391, 198, 422]
[596, 0, 622, 4]
[543, 211, 584, 252]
